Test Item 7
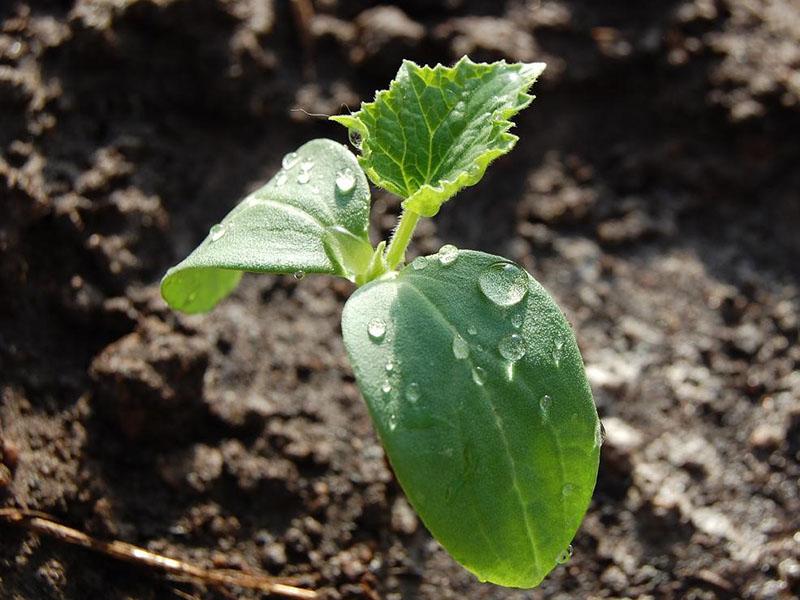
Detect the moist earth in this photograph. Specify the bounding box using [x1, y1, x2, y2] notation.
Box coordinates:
[1, 1, 799, 599]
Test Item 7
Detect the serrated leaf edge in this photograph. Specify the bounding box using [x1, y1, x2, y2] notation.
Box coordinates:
[331, 57, 545, 217]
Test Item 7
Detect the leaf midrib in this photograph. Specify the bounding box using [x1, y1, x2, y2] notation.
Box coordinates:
[397, 279, 544, 576]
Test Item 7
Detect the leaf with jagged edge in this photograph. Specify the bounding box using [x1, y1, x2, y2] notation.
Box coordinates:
[161, 139, 373, 314]
[331, 57, 545, 217]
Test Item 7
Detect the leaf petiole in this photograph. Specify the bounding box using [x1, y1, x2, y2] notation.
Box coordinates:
[384, 208, 421, 270]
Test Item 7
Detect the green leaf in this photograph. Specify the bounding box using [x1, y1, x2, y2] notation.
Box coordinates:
[341, 249, 599, 588]
[161, 139, 373, 313]
[331, 57, 545, 217]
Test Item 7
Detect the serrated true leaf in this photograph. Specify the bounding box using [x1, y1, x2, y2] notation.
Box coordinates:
[161, 139, 373, 313]
[341, 249, 599, 588]
[331, 57, 545, 217]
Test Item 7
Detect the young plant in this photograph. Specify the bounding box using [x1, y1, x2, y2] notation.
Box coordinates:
[161, 58, 600, 588]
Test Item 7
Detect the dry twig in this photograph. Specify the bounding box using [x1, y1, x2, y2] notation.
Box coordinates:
[0, 507, 317, 599]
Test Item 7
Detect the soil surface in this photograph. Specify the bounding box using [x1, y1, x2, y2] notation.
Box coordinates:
[1, 1, 799, 599]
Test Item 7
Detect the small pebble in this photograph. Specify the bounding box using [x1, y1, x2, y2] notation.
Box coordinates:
[2, 439, 19, 470]
[0, 464, 11, 488]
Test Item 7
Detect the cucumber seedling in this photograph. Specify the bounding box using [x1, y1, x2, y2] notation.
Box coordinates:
[161, 57, 600, 588]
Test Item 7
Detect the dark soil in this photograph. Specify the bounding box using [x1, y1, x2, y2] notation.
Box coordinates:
[2, 1, 799, 598]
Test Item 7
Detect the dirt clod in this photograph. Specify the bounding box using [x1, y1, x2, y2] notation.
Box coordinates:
[2, 0, 799, 598]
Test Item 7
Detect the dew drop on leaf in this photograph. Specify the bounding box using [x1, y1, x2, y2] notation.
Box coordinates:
[381, 381, 392, 395]
[299, 159, 314, 172]
[556, 545, 573, 564]
[540, 394, 552, 415]
[281, 152, 299, 169]
[274, 171, 287, 186]
[438, 244, 459, 266]
[595, 421, 606, 448]
[385, 361, 394, 373]
[293, 270, 305, 280]
[367, 318, 386, 342]
[472, 366, 487, 386]
[348, 129, 363, 150]
[405, 382, 420, 402]
[478, 261, 528, 307]
[467, 325, 478, 336]
[297, 170, 311, 185]
[335, 167, 355, 193]
[562, 483, 574, 496]
[209, 224, 226, 242]
[452, 333, 469, 360]
[510, 312, 524, 329]
[552, 337, 564, 367]
[411, 256, 428, 270]
[498, 333, 526, 362]
[388, 411, 398, 431]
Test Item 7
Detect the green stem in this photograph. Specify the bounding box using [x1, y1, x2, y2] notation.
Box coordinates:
[384, 209, 421, 270]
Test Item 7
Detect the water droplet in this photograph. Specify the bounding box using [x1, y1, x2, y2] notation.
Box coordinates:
[540, 394, 552, 415]
[472, 366, 486, 386]
[478, 261, 528, 307]
[405, 382, 420, 402]
[562, 483, 574, 497]
[385, 362, 394, 373]
[388, 412, 398, 431]
[381, 381, 392, 395]
[467, 325, 478, 336]
[506, 72, 521, 84]
[452, 334, 469, 360]
[552, 337, 564, 368]
[510, 313, 524, 329]
[274, 171, 288, 187]
[556, 545, 573, 564]
[209, 224, 226, 242]
[282, 152, 299, 169]
[293, 270, 305, 280]
[348, 129, 363, 150]
[335, 168, 355, 193]
[367, 318, 386, 342]
[297, 170, 311, 185]
[498, 333, 526, 362]
[438, 244, 459, 266]
[411, 256, 428, 270]
[299, 159, 314, 172]
[595, 421, 606, 448]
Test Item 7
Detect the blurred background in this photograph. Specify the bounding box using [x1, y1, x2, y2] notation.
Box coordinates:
[1, 1, 799, 598]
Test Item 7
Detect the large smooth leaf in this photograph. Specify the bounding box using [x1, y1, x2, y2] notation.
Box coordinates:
[341, 249, 599, 588]
[331, 57, 545, 217]
[161, 139, 373, 313]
